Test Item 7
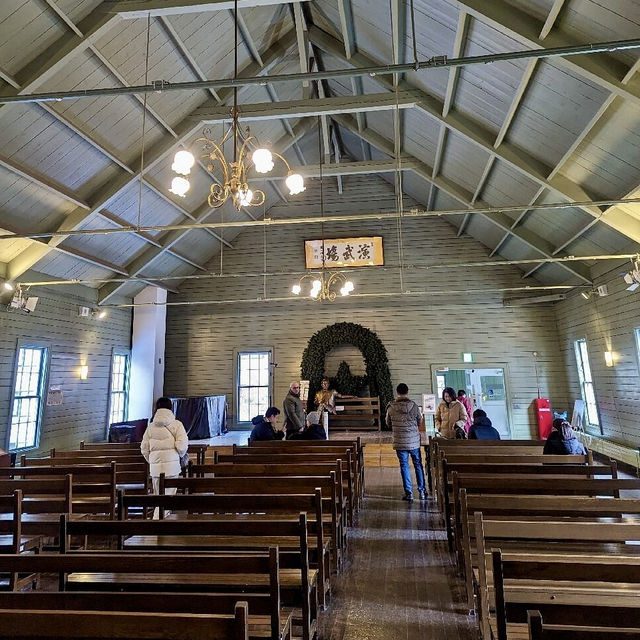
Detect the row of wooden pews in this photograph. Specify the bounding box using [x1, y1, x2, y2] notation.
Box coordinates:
[428, 436, 640, 639]
[0, 436, 364, 640]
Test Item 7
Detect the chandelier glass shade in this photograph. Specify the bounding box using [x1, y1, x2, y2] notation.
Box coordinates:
[168, 122, 305, 210]
[291, 272, 355, 301]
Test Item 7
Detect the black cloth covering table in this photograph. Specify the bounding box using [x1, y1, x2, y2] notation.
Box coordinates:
[169, 395, 227, 439]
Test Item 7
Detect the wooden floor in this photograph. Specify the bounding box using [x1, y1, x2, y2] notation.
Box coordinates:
[319, 467, 480, 640]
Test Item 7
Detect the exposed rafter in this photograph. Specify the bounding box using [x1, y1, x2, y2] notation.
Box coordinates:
[4, 28, 300, 282]
[308, 25, 640, 247]
[332, 113, 591, 284]
[450, 0, 640, 108]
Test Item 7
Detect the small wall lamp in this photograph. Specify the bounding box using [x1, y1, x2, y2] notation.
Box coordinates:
[604, 351, 614, 367]
[79, 364, 89, 380]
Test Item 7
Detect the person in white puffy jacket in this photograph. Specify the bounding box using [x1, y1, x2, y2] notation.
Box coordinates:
[141, 397, 189, 513]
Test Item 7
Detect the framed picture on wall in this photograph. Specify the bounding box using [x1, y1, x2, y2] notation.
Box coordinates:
[304, 237, 384, 269]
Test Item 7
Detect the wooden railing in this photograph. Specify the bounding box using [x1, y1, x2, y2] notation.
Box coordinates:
[328, 397, 380, 432]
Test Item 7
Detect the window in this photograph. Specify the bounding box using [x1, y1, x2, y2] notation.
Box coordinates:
[574, 339, 600, 431]
[237, 351, 271, 422]
[635, 328, 640, 372]
[9, 345, 49, 451]
[108, 351, 130, 425]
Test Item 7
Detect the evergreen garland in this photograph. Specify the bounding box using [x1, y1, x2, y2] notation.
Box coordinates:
[300, 322, 394, 429]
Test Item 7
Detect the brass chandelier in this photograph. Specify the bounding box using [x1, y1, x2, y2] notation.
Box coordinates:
[167, 0, 305, 210]
[292, 271, 354, 301]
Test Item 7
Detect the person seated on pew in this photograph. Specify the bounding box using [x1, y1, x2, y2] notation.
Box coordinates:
[543, 418, 587, 455]
[542, 418, 587, 456]
[141, 397, 189, 518]
[288, 411, 327, 441]
[249, 407, 285, 441]
[468, 409, 501, 440]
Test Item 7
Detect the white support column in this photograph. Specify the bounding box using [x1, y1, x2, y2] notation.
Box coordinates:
[128, 287, 167, 421]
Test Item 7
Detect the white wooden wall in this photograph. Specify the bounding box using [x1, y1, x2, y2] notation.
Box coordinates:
[555, 272, 640, 446]
[164, 175, 570, 438]
[0, 284, 132, 455]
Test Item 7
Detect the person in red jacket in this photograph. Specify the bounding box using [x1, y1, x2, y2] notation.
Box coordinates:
[457, 390, 473, 433]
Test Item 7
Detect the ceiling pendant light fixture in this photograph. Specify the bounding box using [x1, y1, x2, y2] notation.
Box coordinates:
[291, 117, 354, 301]
[167, 0, 304, 210]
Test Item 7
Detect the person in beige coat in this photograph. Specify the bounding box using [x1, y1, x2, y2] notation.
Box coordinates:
[434, 386, 468, 438]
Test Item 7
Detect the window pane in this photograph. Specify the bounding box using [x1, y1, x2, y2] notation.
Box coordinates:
[108, 353, 129, 426]
[574, 339, 599, 429]
[10, 347, 46, 451]
[237, 351, 270, 422]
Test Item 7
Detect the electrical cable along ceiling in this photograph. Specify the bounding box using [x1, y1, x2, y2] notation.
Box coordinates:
[1, 0, 640, 305]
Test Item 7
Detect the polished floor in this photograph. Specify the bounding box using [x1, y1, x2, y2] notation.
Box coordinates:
[319, 466, 480, 640]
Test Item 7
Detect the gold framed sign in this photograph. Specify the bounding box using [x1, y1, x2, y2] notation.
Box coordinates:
[304, 237, 384, 269]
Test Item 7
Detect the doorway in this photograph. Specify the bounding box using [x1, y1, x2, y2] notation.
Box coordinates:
[434, 366, 511, 439]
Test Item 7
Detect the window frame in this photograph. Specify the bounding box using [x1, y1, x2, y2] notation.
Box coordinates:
[7, 340, 50, 453]
[635, 328, 640, 374]
[107, 348, 130, 431]
[234, 348, 273, 425]
[573, 338, 602, 434]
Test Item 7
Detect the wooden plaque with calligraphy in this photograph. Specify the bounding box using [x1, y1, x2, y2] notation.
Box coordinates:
[304, 237, 384, 269]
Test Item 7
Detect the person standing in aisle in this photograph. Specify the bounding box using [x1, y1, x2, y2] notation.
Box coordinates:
[457, 389, 473, 433]
[283, 381, 305, 439]
[386, 383, 426, 502]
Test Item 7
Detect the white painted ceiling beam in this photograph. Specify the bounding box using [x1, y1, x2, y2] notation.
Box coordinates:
[252, 158, 417, 180]
[107, 0, 309, 19]
[97, 119, 314, 303]
[195, 92, 416, 122]
[333, 113, 591, 284]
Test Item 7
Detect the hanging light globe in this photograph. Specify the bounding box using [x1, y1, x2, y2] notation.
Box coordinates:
[345, 280, 355, 292]
[238, 188, 254, 207]
[171, 150, 195, 175]
[285, 171, 305, 195]
[291, 284, 301, 295]
[169, 176, 190, 197]
[252, 148, 274, 174]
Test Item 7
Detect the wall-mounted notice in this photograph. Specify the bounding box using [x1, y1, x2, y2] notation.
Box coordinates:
[422, 394, 437, 415]
[299, 380, 310, 404]
[47, 386, 63, 406]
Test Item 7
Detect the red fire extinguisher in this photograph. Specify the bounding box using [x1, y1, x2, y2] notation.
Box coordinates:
[532, 351, 552, 439]
[535, 398, 553, 440]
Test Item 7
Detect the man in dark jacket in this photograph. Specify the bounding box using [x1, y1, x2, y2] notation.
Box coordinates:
[249, 407, 284, 442]
[468, 409, 501, 440]
[385, 383, 426, 502]
[283, 382, 305, 439]
[289, 411, 327, 440]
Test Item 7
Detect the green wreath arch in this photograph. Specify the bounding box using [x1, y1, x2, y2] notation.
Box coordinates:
[300, 322, 394, 429]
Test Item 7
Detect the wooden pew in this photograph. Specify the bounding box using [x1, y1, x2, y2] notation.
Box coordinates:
[240, 440, 365, 503]
[527, 610, 640, 639]
[491, 551, 640, 640]
[328, 396, 380, 432]
[213, 453, 356, 526]
[80, 441, 209, 465]
[117, 492, 323, 631]
[0, 602, 250, 640]
[192, 461, 352, 533]
[440, 460, 613, 550]
[475, 516, 640, 639]
[459, 493, 640, 615]
[20, 456, 149, 495]
[0, 464, 117, 518]
[426, 437, 545, 494]
[0, 593, 269, 640]
[161, 474, 341, 572]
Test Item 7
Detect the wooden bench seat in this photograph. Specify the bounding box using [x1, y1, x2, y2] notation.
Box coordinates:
[0, 604, 250, 640]
[0, 551, 286, 639]
[490, 552, 640, 640]
[527, 610, 640, 639]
